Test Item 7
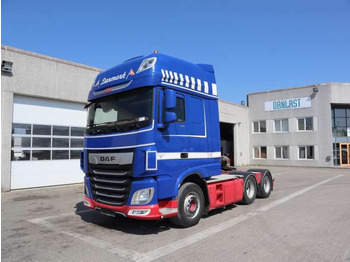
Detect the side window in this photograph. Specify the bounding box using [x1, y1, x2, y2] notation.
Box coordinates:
[163, 95, 185, 122]
[174, 97, 185, 122]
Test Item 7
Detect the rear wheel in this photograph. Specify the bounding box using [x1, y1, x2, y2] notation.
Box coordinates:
[241, 175, 257, 205]
[170, 183, 204, 228]
[258, 174, 272, 198]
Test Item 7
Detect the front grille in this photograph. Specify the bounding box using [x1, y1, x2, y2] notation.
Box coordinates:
[88, 151, 134, 206]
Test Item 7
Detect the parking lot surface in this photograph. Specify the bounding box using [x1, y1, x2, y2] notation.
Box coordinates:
[2, 166, 350, 262]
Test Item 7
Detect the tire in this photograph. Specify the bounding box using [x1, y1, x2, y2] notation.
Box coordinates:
[258, 173, 272, 198]
[170, 183, 204, 228]
[241, 175, 257, 205]
[247, 169, 273, 198]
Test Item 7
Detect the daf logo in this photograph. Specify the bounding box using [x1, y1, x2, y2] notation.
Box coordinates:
[89, 152, 134, 165]
[100, 156, 116, 162]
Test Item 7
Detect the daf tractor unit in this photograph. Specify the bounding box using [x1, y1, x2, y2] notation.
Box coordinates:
[82, 52, 273, 227]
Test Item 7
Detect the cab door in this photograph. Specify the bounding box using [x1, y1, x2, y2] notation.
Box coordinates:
[155, 89, 189, 198]
[157, 90, 189, 154]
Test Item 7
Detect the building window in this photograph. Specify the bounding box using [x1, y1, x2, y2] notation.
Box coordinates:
[298, 146, 314, 159]
[32, 150, 51, 160]
[331, 107, 350, 166]
[33, 124, 51, 135]
[253, 146, 267, 159]
[11, 123, 84, 161]
[71, 127, 85, 136]
[253, 120, 266, 133]
[53, 126, 69, 136]
[12, 123, 31, 135]
[274, 119, 289, 132]
[52, 150, 69, 160]
[298, 117, 313, 131]
[332, 108, 350, 137]
[275, 146, 289, 159]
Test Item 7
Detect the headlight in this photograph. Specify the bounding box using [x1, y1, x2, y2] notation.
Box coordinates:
[131, 188, 154, 205]
[136, 57, 157, 74]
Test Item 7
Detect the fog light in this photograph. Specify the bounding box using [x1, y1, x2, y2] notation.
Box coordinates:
[131, 188, 154, 205]
[128, 209, 151, 216]
[84, 199, 91, 207]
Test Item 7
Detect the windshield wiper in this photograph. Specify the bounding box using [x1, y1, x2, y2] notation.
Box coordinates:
[87, 117, 149, 134]
[84, 102, 92, 109]
[84, 101, 99, 109]
[92, 121, 121, 131]
[87, 121, 120, 135]
[112, 117, 150, 131]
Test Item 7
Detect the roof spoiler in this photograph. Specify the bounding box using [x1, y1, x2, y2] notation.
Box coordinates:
[196, 64, 214, 73]
[124, 55, 144, 63]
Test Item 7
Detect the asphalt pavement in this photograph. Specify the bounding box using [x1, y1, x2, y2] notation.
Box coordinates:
[2, 166, 350, 262]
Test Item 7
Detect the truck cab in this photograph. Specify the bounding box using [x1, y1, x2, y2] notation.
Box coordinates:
[82, 52, 273, 227]
[82, 52, 222, 220]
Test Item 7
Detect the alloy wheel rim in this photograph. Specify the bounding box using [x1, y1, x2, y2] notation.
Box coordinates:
[246, 180, 255, 198]
[184, 193, 200, 218]
[263, 176, 270, 193]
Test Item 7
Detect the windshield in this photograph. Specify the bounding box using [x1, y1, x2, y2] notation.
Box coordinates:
[86, 87, 153, 135]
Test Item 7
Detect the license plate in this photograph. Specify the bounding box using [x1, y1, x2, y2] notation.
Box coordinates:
[100, 208, 116, 217]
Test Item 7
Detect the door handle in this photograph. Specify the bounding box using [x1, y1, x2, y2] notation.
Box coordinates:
[181, 153, 188, 159]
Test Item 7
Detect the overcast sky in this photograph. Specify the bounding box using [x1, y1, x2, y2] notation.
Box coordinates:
[2, 0, 350, 104]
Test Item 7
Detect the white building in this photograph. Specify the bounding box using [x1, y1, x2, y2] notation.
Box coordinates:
[248, 84, 350, 167]
[1, 46, 101, 191]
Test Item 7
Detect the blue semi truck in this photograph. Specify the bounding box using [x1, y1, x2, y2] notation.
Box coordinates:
[82, 52, 273, 227]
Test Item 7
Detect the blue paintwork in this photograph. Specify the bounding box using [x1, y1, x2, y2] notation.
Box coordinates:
[88, 53, 218, 101]
[84, 176, 92, 198]
[83, 53, 221, 206]
[146, 151, 157, 170]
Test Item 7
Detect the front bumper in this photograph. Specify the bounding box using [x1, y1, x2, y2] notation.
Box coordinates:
[84, 196, 178, 220]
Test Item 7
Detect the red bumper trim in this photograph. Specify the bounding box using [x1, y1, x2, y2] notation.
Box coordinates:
[84, 196, 178, 220]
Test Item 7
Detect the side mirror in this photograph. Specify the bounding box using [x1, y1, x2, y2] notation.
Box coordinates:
[165, 89, 176, 110]
[165, 112, 177, 123]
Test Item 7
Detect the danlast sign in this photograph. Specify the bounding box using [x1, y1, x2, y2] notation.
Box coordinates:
[265, 97, 312, 111]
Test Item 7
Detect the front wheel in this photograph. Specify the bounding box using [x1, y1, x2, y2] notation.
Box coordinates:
[241, 175, 257, 205]
[170, 183, 204, 228]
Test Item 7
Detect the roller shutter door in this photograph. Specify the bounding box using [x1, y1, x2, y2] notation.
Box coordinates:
[11, 96, 86, 189]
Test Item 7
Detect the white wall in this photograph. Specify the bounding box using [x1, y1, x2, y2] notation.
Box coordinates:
[1, 45, 102, 191]
[218, 100, 249, 166]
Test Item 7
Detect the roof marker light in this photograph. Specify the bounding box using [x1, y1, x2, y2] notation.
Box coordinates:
[153, 50, 159, 54]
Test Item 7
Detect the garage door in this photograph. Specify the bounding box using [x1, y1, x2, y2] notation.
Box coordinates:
[11, 96, 86, 189]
